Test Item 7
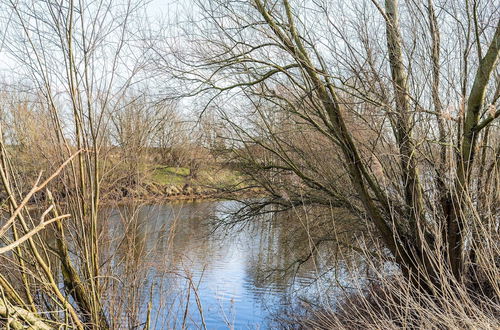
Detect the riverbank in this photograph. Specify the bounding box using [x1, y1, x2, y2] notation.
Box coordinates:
[103, 181, 263, 204]
[102, 165, 263, 203]
[0, 165, 261, 209]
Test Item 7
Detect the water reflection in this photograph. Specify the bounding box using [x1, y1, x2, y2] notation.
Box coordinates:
[100, 200, 363, 329]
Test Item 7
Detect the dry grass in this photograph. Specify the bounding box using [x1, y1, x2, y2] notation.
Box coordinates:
[296, 229, 500, 330]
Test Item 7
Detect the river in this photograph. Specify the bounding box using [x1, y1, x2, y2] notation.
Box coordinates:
[100, 200, 361, 329]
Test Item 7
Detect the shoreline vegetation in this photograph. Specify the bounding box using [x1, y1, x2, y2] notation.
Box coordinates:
[3, 163, 265, 207]
[107, 165, 263, 202]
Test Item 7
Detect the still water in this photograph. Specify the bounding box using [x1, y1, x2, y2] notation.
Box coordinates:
[101, 200, 358, 329]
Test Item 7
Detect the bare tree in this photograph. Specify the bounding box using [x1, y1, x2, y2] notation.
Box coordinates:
[0, 0, 148, 327]
[155, 0, 500, 295]
[109, 93, 178, 189]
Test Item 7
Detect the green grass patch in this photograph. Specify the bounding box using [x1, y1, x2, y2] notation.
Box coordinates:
[150, 165, 249, 190]
[151, 166, 190, 185]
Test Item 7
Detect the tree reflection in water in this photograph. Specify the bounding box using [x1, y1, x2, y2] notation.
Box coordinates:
[98, 200, 368, 328]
